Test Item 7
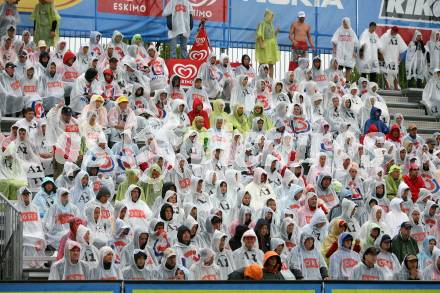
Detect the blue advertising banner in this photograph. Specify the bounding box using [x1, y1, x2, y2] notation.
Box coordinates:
[324, 281, 440, 293]
[16, 0, 440, 49]
[124, 281, 322, 293]
[0, 282, 121, 293]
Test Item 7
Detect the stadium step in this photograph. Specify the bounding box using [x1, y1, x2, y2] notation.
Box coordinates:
[386, 101, 423, 109]
[388, 107, 427, 117]
[382, 95, 410, 104]
[1, 117, 20, 133]
[390, 113, 438, 122]
[378, 90, 402, 97]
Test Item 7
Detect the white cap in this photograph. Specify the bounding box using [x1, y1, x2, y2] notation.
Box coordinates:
[38, 40, 47, 48]
[298, 11, 306, 18]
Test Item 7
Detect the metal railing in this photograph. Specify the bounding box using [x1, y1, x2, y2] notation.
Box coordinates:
[0, 193, 23, 280]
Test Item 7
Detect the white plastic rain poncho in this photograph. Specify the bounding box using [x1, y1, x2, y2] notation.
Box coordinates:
[212, 230, 235, 280]
[32, 177, 57, 219]
[422, 69, 440, 117]
[230, 75, 255, 114]
[198, 54, 222, 99]
[15, 187, 46, 268]
[339, 198, 361, 239]
[44, 188, 79, 248]
[45, 105, 80, 151]
[288, 232, 328, 280]
[163, 0, 193, 39]
[146, 45, 169, 91]
[385, 198, 409, 237]
[211, 180, 234, 225]
[165, 100, 191, 149]
[90, 246, 122, 280]
[69, 170, 94, 214]
[331, 18, 359, 68]
[69, 70, 99, 114]
[245, 168, 276, 212]
[329, 232, 361, 280]
[280, 216, 301, 252]
[122, 249, 156, 280]
[84, 203, 112, 249]
[406, 30, 427, 81]
[375, 234, 401, 280]
[421, 250, 440, 280]
[264, 154, 282, 190]
[427, 30, 440, 73]
[409, 206, 427, 249]
[231, 229, 264, 270]
[302, 208, 328, 244]
[49, 239, 90, 280]
[360, 205, 388, 240]
[217, 54, 234, 99]
[76, 224, 99, 269]
[122, 184, 152, 229]
[359, 28, 380, 74]
[0, 68, 24, 115]
[110, 31, 127, 60]
[89, 31, 103, 58]
[378, 29, 407, 81]
[315, 172, 339, 209]
[55, 161, 80, 191]
[39, 62, 65, 110]
[350, 257, 385, 280]
[173, 225, 200, 269]
[190, 247, 221, 280]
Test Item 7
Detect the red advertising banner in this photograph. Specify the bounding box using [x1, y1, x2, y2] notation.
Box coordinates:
[188, 0, 227, 22]
[97, 0, 227, 22]
[189, 26, 211, 62]
[166, 59, 204, 88]
[97, 0, 163, 17]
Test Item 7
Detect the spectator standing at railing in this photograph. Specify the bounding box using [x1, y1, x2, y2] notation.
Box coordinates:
[32, 0, 60, 48]
[358, 22, 380, 83]
[289, 11, 314, 71]
[0, 0, 19, 40]
[163, 0, 193, 59]
[255, 9, 280, 78]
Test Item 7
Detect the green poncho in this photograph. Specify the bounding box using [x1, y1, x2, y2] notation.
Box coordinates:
[115, 169, 142, 202]
[32, 2, 60, 47]
[247, 103, 273, 131]
[385, 164, 402, 200]
[138, 164, 164, 208]
[209, 99, 229, 127]
[229, 104, 250, 134]
[255, 9, 280, 64]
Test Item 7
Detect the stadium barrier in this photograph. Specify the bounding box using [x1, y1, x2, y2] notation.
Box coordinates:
[1, 281, 440, 293]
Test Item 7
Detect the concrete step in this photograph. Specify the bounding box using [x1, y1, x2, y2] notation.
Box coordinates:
[402, 88, 424, 99]
[388, 107, 427, 116]
[383, 95, 410, 103]
[390, 114, 438, 122]
[417, 128, 438, 135]
[404, 120, 440, 130]
[378, 90, 402, 97]
[386, 101, 423, 109]
[1, 117, 20, 133]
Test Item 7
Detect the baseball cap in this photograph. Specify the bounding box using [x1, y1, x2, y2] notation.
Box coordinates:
[391, 26, 399, 32]
[381, 234, 392, 243]
[61, 106, 73, 116]
[18, 50, 27, 57]
[163, 248, 177, 259]
[298, 11, 306, 18]
[5, 62, 15, 68]
[407, 123, 417, 131]
[401, 221, 412, 229]
[116, 96, 129, 104]
[7, 25, 15, 31]
[21, 187, 31, 195]
[38, 40, 47, 48]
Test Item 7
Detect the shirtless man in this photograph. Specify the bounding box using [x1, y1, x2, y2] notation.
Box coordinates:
[289, 11, 315, 69]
